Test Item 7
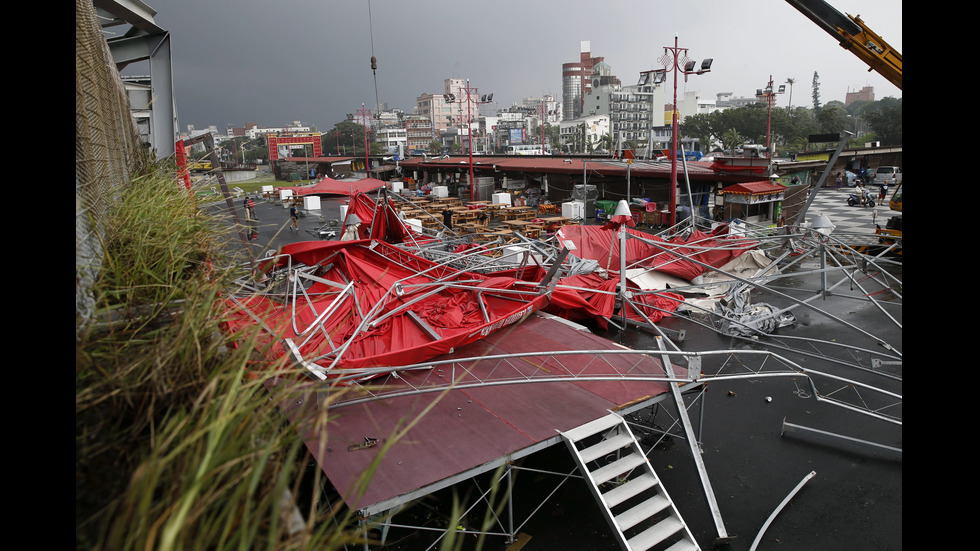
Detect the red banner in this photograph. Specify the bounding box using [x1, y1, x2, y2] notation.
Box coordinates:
[175, 140, 192, 189]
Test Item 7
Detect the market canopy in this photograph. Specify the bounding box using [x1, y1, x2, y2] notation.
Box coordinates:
[278, 177, 387, 197]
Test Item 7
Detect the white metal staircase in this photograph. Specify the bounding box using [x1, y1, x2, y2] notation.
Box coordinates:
[559, 412, 700, 551]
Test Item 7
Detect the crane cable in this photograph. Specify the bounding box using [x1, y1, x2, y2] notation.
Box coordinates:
[368, 0, 380, 118]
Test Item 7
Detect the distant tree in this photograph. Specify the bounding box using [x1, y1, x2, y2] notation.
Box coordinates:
[545, 125, 560, 151]
[811, 71, 821, 112]
[817, 103, 849, 135]
[712, 103, 769, 145]
[327, 120, 365, 155]
[846, 99, 873, 117]
[785, 136, 810, 155]
[598, 133, 612, 152]
[427, 140, 441, 155]
[847, 133, 879, 149]
[721, 128, 744, 155]
[861, 97, 902, 145]
[781, 107, 818, 155]
[784, 77, 796, 110]
[679, 113, 715, 153]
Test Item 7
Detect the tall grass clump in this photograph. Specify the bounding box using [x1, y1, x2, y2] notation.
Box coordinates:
[75, 162, 364, 550]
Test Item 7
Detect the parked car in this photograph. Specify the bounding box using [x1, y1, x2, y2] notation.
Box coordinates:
[870, 166, 902, 186]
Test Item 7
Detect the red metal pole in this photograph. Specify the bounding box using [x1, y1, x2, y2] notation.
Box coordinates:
[766, 76, 773, 157]
[358, 104, 370, 176]
[669, 36, 680, 227]
[467, 86, 474, 201]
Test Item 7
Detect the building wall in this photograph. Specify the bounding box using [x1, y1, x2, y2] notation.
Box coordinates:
[559, 114, 610, 152]
[562, 41, 605, 121]
[404, 114, 434, 152]
[845, 86, 875, 106]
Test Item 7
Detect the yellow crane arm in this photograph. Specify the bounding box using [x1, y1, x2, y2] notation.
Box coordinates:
[837, 14, 902, 90]
[785, 0, 902, 90]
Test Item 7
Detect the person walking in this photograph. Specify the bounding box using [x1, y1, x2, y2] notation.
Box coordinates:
[878, 183, 888, 204]
[243, 197, 252, 221]
[247, 198, 256, 220]
[289, 203, 300, 232]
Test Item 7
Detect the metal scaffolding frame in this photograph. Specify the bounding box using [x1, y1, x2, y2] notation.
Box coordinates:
[225, 183, 900, 549]
[303, 340, 899, 548]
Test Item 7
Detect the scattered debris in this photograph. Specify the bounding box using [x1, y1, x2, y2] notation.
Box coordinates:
[348, 437, 379, 452]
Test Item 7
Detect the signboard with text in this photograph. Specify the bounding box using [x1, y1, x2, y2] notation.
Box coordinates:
[268, 134, 323, 161]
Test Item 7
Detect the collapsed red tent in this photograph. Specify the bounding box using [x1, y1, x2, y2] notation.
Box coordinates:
[222, 240, 550, 382]
[343, 191, 428, 244]
[555, 224, 757, 282]
[278, 177, 387, 197]
[542, 223, 759, 326]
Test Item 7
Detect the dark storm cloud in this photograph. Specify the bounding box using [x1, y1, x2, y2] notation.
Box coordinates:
[126, 0, 901, 133]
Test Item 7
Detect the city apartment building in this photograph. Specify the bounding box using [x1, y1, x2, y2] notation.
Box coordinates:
[404, 114, 434, 154]
[562, 41, 618, 121]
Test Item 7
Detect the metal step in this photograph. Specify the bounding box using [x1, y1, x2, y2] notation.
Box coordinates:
[627, 517, 683, 551]
[614, 494, 670, 531]
[580, 432, 634, 463]
[561, 413, 623, 442]
[559, 412, 701, 551]
[602, 473, 657, 508]
[591, 453, 646, 485]
[662, 538, 699, 551]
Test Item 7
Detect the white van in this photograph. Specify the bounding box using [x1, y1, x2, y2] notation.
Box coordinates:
[871, 166, 902, 185]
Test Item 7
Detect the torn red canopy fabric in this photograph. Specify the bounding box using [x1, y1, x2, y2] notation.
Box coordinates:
[555, 224, 757, 282]
[223, 240, 549, 380]
[344, 192, 415, 243]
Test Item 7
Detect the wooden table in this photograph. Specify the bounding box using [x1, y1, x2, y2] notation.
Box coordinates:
[431, 197, 461, 208]
[538, 216, 571, 231]
[497, 207, 533, 221]
[501, 219, 547, 238]
[501, 206, 535, 221]
[456, 222, 484, 234]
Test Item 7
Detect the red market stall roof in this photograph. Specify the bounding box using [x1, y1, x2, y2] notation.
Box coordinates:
[278, 177, 387, 197]
[722, 181, 788, 195]
[398, 156, 719, 179]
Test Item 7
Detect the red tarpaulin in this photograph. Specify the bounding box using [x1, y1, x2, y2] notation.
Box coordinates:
[279, 177, 387, 197]
[223, 240, 550, 379]
[344, 192, 418, 244]
[555, 224, 757, 282]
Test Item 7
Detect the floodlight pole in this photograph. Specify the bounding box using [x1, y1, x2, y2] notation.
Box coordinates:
[451, 80, 492, 202]
[756, 75, 783, 158]
[357, 104, 371, 176]
[661, 36, 711, 227]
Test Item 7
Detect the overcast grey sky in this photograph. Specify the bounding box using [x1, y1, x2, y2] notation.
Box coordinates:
[117, 0, 902, 133]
